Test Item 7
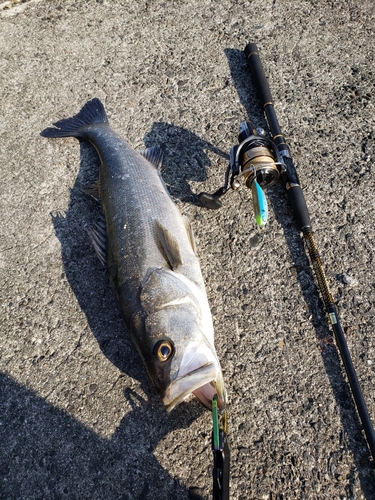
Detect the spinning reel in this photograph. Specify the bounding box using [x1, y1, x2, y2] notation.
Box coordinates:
[198, 121, 282, 225]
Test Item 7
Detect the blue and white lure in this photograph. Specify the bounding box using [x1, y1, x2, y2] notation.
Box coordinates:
[251, 177, 268, 226]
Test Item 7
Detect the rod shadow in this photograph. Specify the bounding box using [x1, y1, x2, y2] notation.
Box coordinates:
[225, 47, 375, 497]
[48, 126, 228, 499]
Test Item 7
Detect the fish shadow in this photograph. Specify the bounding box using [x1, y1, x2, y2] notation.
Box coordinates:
[50, 135, 210, 499]
[143, 122, 229, 205]
[225, 47, 375, 496]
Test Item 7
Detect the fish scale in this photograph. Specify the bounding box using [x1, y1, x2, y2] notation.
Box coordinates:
[107, 156, 188, 287]
[41, 98, 227, 412]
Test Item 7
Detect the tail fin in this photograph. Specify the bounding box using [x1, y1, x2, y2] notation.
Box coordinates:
[40, 98, 108, 138]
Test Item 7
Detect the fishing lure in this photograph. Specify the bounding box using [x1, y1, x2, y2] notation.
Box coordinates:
[251, 177, 268, 226]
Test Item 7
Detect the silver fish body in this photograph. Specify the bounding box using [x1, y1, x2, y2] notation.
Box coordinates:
[41, 98, 226, 411]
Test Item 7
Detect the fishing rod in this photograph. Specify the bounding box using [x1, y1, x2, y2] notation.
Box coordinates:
[200, 43, 375, 479]
[245, 43, 375, 462]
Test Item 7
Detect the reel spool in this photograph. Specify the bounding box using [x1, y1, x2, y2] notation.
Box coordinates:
[198, 121, 281, 224]
[235, 122, 280, 190]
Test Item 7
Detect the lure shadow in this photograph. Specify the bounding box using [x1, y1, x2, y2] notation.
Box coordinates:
[225, 47, 375, 496]
[49, 127, 219, 499]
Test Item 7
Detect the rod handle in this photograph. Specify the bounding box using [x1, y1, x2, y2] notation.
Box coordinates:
[244, 43, 273, 108]
[286, 185, 312, 232]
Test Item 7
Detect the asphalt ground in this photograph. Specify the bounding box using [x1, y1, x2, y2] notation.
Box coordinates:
[1, 1, 375, 499]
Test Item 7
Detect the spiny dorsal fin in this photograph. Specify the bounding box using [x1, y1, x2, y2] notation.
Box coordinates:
[85, 214, 107, 267]
[139, 146, 164, 169]
[154, 220, 183, 270]
[83, 178, 100, 201]
[182, 215, 198, 256]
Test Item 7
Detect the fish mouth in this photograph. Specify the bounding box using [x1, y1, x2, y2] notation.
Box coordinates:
[162, 344, 226, 412]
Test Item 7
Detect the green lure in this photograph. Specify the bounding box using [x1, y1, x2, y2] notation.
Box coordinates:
[212, 395, 220, 450]
[251, 178, 268, 226]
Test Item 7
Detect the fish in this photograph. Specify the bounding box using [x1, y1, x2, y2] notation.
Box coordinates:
[41, 98, 227, 412]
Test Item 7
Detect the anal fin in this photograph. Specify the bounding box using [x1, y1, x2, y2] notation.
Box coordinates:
[85, 214, 107, 266]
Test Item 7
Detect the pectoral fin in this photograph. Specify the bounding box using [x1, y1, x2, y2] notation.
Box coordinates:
[154, 220, 183, 270]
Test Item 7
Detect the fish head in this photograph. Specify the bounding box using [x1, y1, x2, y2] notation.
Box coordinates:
[144, 302, 226, 412]
[140, 268, 226, 412]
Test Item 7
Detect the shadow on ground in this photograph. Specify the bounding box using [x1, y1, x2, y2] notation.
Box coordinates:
[0, 372, 207, 500]
[143, 121, 229, 205]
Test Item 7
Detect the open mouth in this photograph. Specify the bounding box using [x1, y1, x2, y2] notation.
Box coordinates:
[162, 342, 227, 412]
[163, 362, 219, 411]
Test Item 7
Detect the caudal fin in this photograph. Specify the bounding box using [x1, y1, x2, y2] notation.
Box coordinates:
[40, 98, 108, 138]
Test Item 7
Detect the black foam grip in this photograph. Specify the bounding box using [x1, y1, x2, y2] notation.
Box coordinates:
[244, 43, 273, 107]
[287, 185, 312, 231]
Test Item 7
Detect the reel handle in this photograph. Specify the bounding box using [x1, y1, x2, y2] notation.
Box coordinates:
[244, 43, 273, 108]
[197, 190, 223, 210]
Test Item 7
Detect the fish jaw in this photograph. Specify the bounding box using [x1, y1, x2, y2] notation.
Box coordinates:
[162, 342, 227, 412]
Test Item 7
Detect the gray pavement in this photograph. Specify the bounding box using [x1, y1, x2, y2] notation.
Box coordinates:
[1, 1, 375, 498]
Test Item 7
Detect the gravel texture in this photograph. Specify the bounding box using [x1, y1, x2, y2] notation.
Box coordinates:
[1, 1, 375, 499]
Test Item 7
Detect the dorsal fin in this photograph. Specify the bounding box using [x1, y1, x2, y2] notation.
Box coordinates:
[154, 220, 183, 269]
[139, 146, 164, 169]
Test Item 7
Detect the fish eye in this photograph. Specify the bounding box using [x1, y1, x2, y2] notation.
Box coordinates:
[154, 340, 173, 362]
